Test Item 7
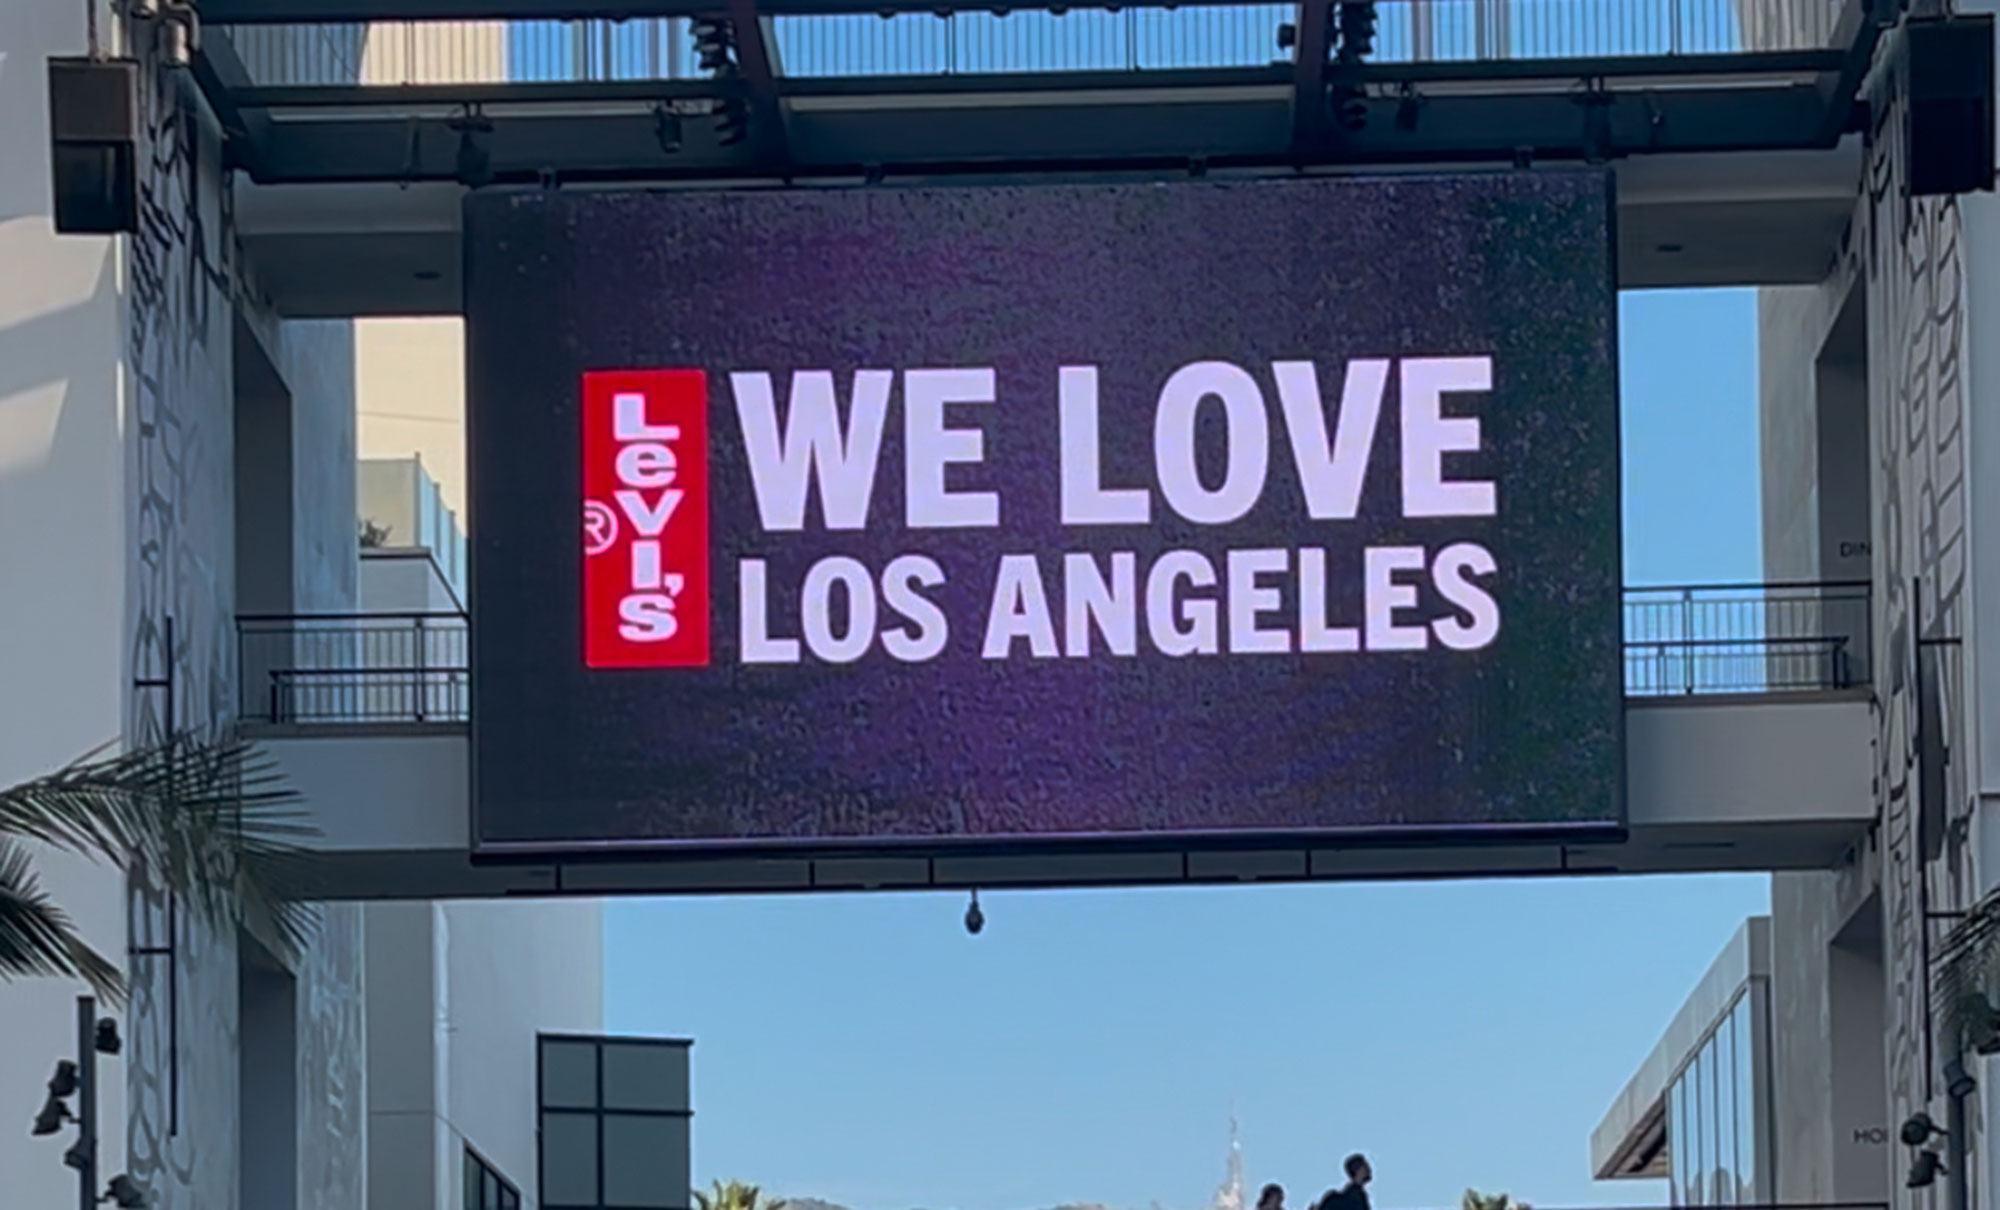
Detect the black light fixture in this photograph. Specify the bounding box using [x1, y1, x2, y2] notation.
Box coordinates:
[1330, 82, 1368, 133]
[1901, 1112, 1946, 1146]
[48, 1060, 79, 1098]
[1335, 1, 1377, 62]
[653, 105, 683, 155]
[1394, 86, 1421, 132]
[963, 889, 985, 935]
[104, 1173, 149, 1208]
[94, 1019, 121, 1057]
[692, 17, 735, 73]
[1907, 1148, 1946, 1189]
[449, 107, 493, 189]
[32, 1095, 73, 1137]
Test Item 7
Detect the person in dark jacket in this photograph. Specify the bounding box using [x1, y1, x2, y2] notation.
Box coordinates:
[1258, 1184, 1286, 1210]
[1315, 1154, 1372, 1210]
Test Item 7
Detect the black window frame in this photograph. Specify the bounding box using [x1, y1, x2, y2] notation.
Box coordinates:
[465, 1144, 521, 1210]
[538, 1032, 695, 1210]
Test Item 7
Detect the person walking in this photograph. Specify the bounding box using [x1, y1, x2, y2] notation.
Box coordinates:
[1315, 1154, 1373, 1210]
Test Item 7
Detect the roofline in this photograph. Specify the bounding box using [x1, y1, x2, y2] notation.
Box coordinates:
[1590, 916, 1771, 1179]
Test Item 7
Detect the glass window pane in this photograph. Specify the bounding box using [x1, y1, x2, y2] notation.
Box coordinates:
[464, 1151, 482, 1210]
[501, 1189, 520, 1210]
[542, 1111, 601, 1205]
[1703, 1035, 1722, 1205]
[604, 1112, 690, 1208]
[484, 1170, 501, 1210]
[543, 1038, 600, 1109]
[1734, 996, 1758, 1203]
[1670, 1078, 1689, 1207]
[603, 1043, 690, 1112]
[1713, 1015, 1736, 1205]
[1688, 1046, 1707, 1206]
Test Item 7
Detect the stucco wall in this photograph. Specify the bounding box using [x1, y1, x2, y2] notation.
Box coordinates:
[365, 898, 606, 1210]
[1756, 13, 2000, 1209]
[107, 15, 368, 1210]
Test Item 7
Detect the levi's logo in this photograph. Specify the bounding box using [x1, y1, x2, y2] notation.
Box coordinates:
[582, 370, 711, 668]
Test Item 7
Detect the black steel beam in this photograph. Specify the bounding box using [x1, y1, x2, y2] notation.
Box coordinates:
[1814, 0, 1894, 142]
[188, 26, 277, 177]
[225, 50, 1844, 110]
[724, 0, 791, 168]
[1289, 0, 1330, 154]
[231, 77, 731, 108]
[240, 80, 1836, 184]
[210, 0, 1282, 19]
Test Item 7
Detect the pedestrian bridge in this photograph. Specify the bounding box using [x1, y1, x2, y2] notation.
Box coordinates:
[190, 0, 1886, 314]
[242, 581, 1879, 898]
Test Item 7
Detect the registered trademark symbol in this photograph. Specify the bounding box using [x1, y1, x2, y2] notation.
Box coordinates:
[583, 499, 619, 554]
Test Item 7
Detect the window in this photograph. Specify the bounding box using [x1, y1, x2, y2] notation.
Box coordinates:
[465, 1147, 521, 1210]
[1731, 994, 1759, 1203]
[540, 1033, 693, 1210]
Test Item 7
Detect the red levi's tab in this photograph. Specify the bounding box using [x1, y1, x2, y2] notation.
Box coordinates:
[581, 369, 711, 669]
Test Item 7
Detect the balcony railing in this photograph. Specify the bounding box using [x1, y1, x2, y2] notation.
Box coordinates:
[1622, 580, 1871, 697]
[237, 581, 1872, 726]
[218, 0, 1846, 89]
[239, 613, 469, 724]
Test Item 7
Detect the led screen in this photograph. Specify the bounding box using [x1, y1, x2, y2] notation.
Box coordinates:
[466, 173, 1622, 855]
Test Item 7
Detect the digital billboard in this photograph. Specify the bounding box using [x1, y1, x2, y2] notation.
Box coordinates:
[466, 173, 1622, 857]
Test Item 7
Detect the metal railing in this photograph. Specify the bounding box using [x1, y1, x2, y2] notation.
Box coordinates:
[237, 581, 1870, 725]
[218, 0, 1846, 89]
[238, 613, 469, 724]
[1622, 580, 1871, 697]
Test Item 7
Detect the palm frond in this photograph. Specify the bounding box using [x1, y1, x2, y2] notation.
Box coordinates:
[0, 733, 323, 963]
[0, 838, 125, 1003]
[1935, 891, 2000, 1052]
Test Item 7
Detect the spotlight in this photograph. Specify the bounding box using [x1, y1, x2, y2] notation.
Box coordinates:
[1335, 1, 1377, 61]
[712, 96, 749, 148]
[453, 128, 491, 189]
[691, 17, 735, 73]
[1946, 1059, 1978, 1100]
[1394, 87, 1421, 132]
[653, 106, 683, 154]
[1907, 1148, 1946, 1189]
[104, 1174, 149, 1208]
[64, 1137, 91, 1171]
[32, 1095, 73, 1136]
[1330, 83, 1367, 133]
[1901, 1112, 1945, 1146]
[95, 1018, 121, 1056]
[964, 890, 985, 936]
[448, 108, 493, 189]
[48, 1060, 79, 1099]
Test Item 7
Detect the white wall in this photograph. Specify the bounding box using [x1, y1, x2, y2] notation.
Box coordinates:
[365, 899, 606, 1210]
[0, 0, 135, 1201]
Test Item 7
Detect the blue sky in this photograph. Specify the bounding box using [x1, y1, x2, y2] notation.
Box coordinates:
[605, 289, 1771, 1210]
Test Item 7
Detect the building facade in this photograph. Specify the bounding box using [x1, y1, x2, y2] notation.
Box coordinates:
[0, 6, 606, 1208]
[1599, 6, 2000, 1204]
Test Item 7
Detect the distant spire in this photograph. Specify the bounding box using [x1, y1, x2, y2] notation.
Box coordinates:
[1213, 1111, 1245, 1210]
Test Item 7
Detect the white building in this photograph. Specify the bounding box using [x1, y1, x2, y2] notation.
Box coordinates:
[1596, 7, 2000, 1199]
[0, 5, 611, 1205]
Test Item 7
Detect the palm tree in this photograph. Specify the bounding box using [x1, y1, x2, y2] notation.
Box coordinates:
[0, 732, 320, 1005]
[1936, 889, 2000, 1058]
[694, 1180, 787, 1210]
[1462, 1191, 1530, 1210]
